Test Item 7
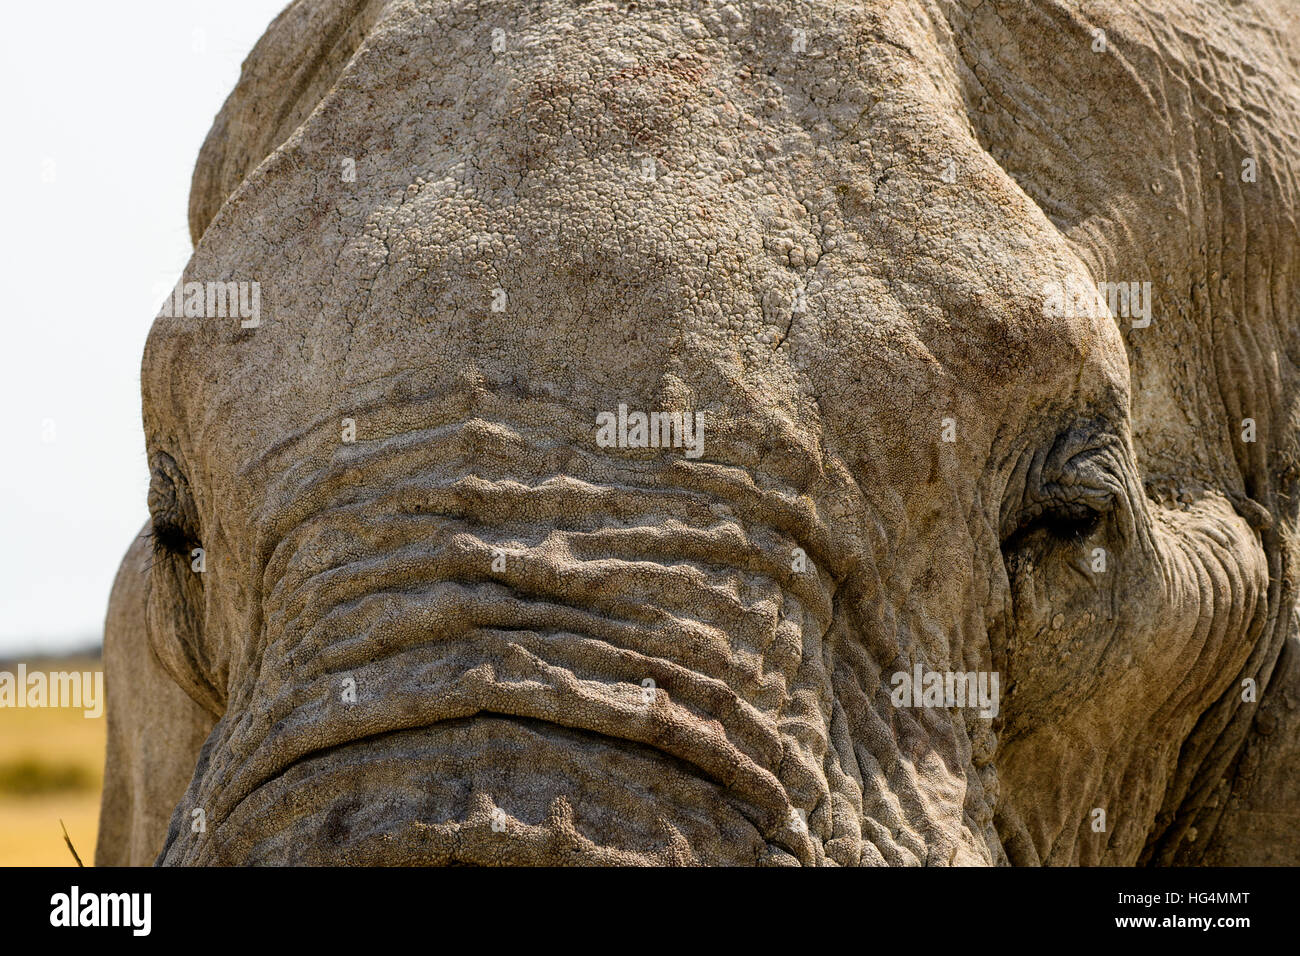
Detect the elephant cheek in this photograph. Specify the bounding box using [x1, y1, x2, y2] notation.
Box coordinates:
[1000, 495, 1266, 738]
[1145, 497, 1269, 699]
[145, 550, 225, 718]
[994, 495, 1267, 863]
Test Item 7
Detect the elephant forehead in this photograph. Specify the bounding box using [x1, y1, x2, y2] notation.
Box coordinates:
[145, 0, 1133, 488]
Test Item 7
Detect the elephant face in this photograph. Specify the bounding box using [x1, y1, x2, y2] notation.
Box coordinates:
[128, 0, 1300, 865]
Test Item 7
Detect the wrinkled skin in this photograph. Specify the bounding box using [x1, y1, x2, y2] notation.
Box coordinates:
[96, 0, 1300, 865]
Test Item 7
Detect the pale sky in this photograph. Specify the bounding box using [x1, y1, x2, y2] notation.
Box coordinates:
[0, 1, 291, 655]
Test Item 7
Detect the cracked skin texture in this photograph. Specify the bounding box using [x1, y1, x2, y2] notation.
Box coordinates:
[95, 0, 1300, 865]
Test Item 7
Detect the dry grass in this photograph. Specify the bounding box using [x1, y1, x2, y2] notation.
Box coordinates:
[0, 658, 104, 866]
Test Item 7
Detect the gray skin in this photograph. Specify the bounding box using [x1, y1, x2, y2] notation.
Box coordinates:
[95, 0, 1300, 865]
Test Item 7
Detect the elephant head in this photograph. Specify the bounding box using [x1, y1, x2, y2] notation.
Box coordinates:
[96, 0, 1300, 865]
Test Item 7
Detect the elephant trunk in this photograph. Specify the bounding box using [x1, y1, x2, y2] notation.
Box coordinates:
[158, 399, 858, 864]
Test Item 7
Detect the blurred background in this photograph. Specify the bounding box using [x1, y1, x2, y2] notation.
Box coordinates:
[0, 0, 288, 865]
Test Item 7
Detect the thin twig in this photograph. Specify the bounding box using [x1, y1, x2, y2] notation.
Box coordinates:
[60, 819, 84, 867]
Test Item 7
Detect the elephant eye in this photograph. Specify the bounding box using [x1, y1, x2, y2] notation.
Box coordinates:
[147, 452, 200, 555]
[149, 514, 195, 556]
[1004, 495, 1109, 550]
[1001, 427, 1124, 552]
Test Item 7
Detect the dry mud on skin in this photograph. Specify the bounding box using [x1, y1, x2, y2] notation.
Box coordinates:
[98, 0, 1300, 865]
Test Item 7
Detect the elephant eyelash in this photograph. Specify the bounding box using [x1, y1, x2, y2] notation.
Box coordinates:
[146, 519, 196, 556]
[1001, 489, 1113, 554]
[138, 522, 198, 579]
[1005, 501, 1104, 548]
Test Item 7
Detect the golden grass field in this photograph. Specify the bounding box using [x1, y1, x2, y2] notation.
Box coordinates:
[0, 658, 104, 866]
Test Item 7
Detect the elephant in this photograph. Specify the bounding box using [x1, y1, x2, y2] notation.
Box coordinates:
[95, 0, 1300, 865]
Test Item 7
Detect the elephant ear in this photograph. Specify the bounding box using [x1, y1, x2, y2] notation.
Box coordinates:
[188, 0, 389, 244]
[96, 527, 217, 865]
